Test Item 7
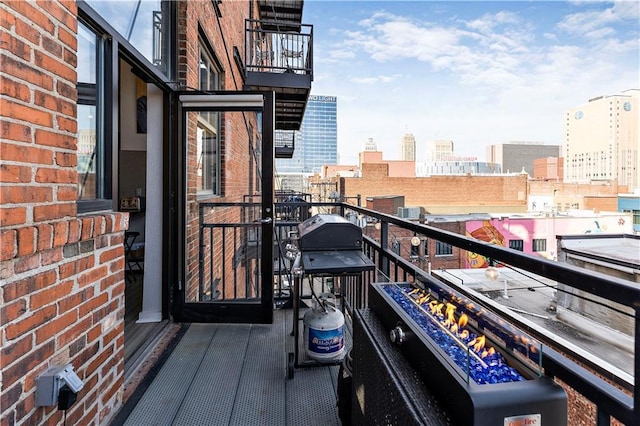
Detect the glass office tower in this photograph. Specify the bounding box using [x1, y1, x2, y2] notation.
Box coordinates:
[276, 95, 337, 173]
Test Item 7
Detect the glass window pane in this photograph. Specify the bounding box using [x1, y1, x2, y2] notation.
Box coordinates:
[77, 104, 98, 199]
[197, 115, 219, 195]
[77, 24, 96, 84]
[195, 42, 221, 196]
[199, 54, 208, 89]
[77, 21, 104, 202]
[84, 0, 171, 75]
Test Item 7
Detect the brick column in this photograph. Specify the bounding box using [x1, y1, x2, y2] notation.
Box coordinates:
[1, 1, 126, 424]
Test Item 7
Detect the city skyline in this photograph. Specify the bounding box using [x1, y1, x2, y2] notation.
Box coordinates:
[303, 1, 639, 164]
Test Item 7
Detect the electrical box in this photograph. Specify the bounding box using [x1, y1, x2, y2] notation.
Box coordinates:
[36, 364, 84, 407]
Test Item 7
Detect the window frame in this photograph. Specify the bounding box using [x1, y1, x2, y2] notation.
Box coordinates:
[77, 19, 114, 213]
[532, 238, 547, 252]
[435, 241, 453, 256]
[196, 38, 223, 197]
[509, 239, 524, 251]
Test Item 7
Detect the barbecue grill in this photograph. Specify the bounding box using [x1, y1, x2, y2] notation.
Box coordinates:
[354, 281, 567, 425]
[296, 214, 371, 274]
[287, 214, 374, 379]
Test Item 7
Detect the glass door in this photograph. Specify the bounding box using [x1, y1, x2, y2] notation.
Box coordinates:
[173, 92, 275, 323]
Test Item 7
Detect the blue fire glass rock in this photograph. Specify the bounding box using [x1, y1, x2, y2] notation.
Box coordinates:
[382, 285, 524, 384]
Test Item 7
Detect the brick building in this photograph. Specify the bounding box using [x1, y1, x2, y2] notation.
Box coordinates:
[533, 156, 564, 181]
[1, 1, 310, 424]
[528, 180, 629, 213]
[340, 163, 530, 214]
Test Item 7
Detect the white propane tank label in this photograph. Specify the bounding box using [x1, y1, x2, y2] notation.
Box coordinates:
[303, 298, 345, 362]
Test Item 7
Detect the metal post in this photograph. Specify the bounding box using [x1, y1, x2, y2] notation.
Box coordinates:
[596, 408, 610, 426]
[634, 307, 640, 424]
[380, 221, 389, 279]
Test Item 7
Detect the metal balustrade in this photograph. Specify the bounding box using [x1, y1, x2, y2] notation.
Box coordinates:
[197, 200, 638, 425]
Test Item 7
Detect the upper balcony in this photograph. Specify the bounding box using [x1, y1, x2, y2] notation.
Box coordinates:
[243, 18, 313, 135]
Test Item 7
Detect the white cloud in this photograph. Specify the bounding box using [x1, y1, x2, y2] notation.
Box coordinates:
[465, 11, 523, 33]
[584, 26, 617, 39]
[350, 74, 401, 84]
[307, 1, 638, 164]
[557, 0, 638, 36]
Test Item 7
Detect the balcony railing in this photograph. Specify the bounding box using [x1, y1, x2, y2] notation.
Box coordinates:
[244, 19, 313, 132]
[199, 200, 639, 425]
[245, 20, 312, 76]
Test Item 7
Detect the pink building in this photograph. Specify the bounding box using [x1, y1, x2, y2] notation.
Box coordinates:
[465, 212, 632, 267]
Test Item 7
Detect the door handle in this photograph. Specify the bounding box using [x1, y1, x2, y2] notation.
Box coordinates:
[256, 217, 272, 224]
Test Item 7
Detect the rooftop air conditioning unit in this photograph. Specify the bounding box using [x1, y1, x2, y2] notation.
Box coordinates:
[398, 207, 423, 219]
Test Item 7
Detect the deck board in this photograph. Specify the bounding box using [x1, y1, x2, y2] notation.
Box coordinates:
[117, 309, 341, 425]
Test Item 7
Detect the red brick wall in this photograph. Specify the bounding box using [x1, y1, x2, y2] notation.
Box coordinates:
[343, 174, 529, 214]
[533, 157, 563, 181]
[1, 1, 126, 424]
[366, 196, 404, 215]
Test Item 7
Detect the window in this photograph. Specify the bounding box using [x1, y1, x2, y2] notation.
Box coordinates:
[197, 42, 221, 195]
[532, 239, 547, 252]
[392, 240, 400, 255]
[84, 0, 173, 76]
[509, 240, 524, 251]
[435, 241, 453, 256]
[77, 21, 112, 211]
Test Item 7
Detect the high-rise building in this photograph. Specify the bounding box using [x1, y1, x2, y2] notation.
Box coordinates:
[275, 95, 337, 173]
[563, 89, 639, 190]
[487, 142, 560, 176]
[400, 132, 416, 161]
[364, 137, 377, 151]
[426, 140, 454, 162]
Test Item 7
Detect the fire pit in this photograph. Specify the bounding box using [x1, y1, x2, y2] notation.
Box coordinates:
[364, 281, 567, 425]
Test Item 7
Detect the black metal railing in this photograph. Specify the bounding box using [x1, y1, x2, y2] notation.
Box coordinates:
[245, 19, 313, 76]
[198, 200, 638, 424]
[331, 203, 638, 426]
[197, 202, 262, 302]
[275, 130, 295, 158]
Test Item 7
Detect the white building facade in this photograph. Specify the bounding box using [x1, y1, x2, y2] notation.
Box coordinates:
[563, 89, 639, 190]
[400, 132, 416, 161]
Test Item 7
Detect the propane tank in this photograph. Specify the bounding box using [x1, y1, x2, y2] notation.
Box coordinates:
[303, 293, 345, 362]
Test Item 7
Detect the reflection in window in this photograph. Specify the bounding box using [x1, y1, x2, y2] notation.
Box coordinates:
[197, 41, 221, 196]
[77, 104, 98, 198]
[435, 241, 453, 256]
[84, 0, 172, 75]
[77, 22, 104, 201]
[196, 118, 219, 194]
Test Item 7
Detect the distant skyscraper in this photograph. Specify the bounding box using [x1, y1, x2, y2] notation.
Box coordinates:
[487, 142, 560, 176]
[426, 140, 454, 162]
[400, 132, 416, 161]
[364, 137, 377, 151]
[563, 89, 639, 190]
[275, 95, 337, 173]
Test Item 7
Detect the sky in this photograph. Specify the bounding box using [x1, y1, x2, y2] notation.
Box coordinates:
[302, 0, 640, 165]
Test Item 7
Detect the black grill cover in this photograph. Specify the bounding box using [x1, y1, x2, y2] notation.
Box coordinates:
[297, 214, 363, 251]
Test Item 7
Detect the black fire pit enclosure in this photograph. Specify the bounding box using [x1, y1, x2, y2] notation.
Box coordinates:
[367, 282, 567, 426]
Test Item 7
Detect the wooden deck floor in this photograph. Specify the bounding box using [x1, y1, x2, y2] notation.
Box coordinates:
[111, 308, 344, 425]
